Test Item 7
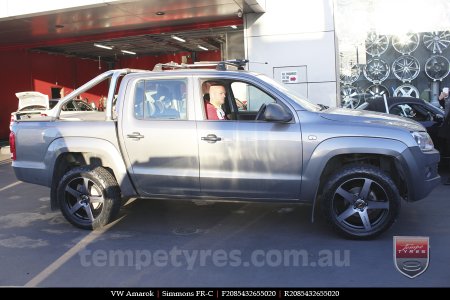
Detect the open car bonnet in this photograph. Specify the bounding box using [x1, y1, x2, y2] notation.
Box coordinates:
[15, 91, 49, 110]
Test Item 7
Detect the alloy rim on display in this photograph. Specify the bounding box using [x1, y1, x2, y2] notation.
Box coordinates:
[364, 58, 390, 84]
[425, 55, 450, 81]
[423, 31, 450, 54]
[340, 64, 361, 85]
[365, 32, 390, 57]
[341, 85, 364, 109]
[393, 84, 420, 98]
[392, 55, 420, 82]
[365, 85, 390, 101]
[392, 33, 420, 55]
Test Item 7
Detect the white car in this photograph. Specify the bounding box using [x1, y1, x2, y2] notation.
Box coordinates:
[10, 92, 49, 129]
[10, 92, 95, 129]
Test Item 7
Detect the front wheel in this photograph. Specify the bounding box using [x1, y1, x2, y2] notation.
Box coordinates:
[57, 166, 121, 230]
[321, 164, 401, 239]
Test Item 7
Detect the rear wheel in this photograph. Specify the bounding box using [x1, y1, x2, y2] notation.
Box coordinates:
[57, 166, 121, 230]
[321, 164, 400, 239]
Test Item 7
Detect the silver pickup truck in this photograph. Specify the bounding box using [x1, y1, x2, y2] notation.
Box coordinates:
[10, 62, 441, 239]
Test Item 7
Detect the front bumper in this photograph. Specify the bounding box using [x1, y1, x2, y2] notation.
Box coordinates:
[397, 146, 441, 202]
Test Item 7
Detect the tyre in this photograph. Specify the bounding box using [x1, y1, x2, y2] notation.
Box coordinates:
[57, 166, 121, 230]
[321, 164, 400, 239]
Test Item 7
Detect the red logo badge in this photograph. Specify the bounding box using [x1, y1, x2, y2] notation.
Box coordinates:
[394, 236, 429, 278]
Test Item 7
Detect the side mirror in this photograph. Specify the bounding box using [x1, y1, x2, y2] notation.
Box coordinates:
[263, 103, 293, 122]
[435, 113, 444, 122]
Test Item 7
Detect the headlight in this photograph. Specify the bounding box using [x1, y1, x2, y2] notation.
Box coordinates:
[411, 131, 434, 152]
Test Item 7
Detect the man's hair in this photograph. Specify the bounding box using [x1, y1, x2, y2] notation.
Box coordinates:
[203, 81, 224, 87]
[209, 84, 225, 89]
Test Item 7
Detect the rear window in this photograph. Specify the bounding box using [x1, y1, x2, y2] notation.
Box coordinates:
[134, 78, 187, 120]
[49, 101, 59, 109]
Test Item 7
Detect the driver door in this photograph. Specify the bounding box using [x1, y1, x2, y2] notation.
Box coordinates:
[197, 79, 303, 200]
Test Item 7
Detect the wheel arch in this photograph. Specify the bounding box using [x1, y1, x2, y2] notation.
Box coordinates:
[302, 137, 409, 221]
[46, 137, 137, 210]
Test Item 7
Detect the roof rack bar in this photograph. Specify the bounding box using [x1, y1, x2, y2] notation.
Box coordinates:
[216, 59, 249, 70]
[152, 59, 249, 71]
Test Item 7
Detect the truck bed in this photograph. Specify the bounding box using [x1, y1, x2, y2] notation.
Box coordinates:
[12, 119, 119, 187]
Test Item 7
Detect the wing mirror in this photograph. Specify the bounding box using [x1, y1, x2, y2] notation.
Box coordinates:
[435, 113, 444, 122]
[263, 103, 293, 122]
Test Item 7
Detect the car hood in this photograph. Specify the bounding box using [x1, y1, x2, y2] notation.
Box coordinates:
[320, 107, 425, 132]
[15, 91, 49, 110]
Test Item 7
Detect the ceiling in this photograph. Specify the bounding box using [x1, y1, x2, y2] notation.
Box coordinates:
[0, 0, 260, 60]
[32, 25, 243, 62]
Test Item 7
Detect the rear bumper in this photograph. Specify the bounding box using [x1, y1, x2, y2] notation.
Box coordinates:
[397, 147, 440, 202]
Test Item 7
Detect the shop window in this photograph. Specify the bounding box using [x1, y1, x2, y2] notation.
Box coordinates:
[336, 0, 450, 109]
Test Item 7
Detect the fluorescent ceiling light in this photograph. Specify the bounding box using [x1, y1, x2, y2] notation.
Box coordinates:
[121, 50, 136, 55]
[197, 45, 208, 51]
[171, 35, 186, 42]
[230, 25, 238, 29]
[94, 43, 113, 50]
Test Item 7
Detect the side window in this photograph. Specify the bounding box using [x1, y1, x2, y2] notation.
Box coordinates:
[64, 101, 76, 111]
[389, 104, 406, 117]
[74, 101, 93, 111]
[409, 104, 432, 121]
[231, 82, 275, 113]
[134, 79, 187, 120]
[390, 103, 428, 121]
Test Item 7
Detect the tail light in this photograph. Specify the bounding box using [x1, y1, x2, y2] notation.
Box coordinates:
[40, 113, 47, 117]
[9, 131, 16, 160]
[9, 115, 14, 130]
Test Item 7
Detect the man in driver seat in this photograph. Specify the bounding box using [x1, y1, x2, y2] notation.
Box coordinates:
[204, 84, 227, 120]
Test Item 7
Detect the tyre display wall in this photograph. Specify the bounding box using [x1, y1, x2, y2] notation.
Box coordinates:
[340, 31, 450, 109]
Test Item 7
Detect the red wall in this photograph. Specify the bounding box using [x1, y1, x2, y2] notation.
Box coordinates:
[0, 49, 221, 140]
[0, 50, 108, 139]
[1, 49, 32, 140]
[117, 50, 221, 70]
[196, 50, 223, 62]
[30, 52, 108, 101]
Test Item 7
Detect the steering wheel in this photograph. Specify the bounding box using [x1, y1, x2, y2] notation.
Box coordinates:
[426, 111, 433, 121]
[255, 104, 267, 121]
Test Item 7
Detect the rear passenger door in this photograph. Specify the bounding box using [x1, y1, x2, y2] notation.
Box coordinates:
[120, 76, 200, 197]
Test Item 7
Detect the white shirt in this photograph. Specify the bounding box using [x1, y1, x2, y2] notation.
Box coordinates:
[216, 107, 226, 120]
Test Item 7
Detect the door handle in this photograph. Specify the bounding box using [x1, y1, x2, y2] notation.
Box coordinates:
[201, 134, 222, 143]
[127, 132, 144, 140]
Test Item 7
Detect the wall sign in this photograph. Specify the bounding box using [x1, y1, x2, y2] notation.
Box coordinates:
[281, 71, 299, 84]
